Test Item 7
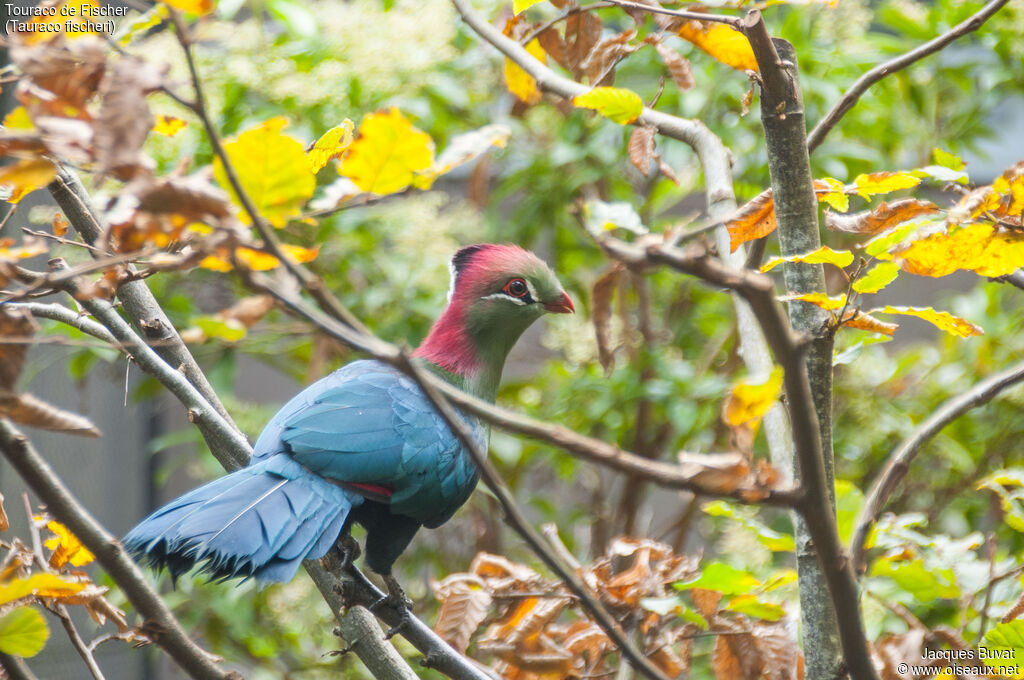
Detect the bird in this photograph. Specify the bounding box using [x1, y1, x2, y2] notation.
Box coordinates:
[123, 243, 574, 604]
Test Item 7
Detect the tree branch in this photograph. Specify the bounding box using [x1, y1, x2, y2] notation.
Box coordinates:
[806, 0, 1010, 152]
[850, 358, 1024, 572]
[48, 168, 241, 438]
[0, 420, 239, 680]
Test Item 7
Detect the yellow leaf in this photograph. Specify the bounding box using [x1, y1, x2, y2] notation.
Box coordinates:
[213, 117, 315, 227]
[726, 189, 775, 252]
[2, 108, 34, 131]
[760, 245, 854, 272]
[779, 292, 847, 311]
[0, 159, 57, 204]
[504, 39, 546, 105]
[724, 367, 783, 427]
[677, 21, 758, 72]
[0, 574, 85, 606]
[814, 177, 849, 212]
[853, 171, 921, 199]
[0, 238, 48, 260]
[153, 115, 187, 137]
[513, 0, 545, 13]
[200, 244, 319, 272]
[893, 222, 1024, 278]
[307, 121, 355, 172]
[43, 521, 94, 568]
[161, 0, 215, 14]
[572, 86, 644, 125]
[339, 108, 435, 195]
[876, 305, 983, 338]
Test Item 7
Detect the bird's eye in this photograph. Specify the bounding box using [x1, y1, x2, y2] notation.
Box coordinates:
[503, 278, 529, 298]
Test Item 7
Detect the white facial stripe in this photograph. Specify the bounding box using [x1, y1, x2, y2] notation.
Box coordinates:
[480, 292, 527, 305]
[524, 279, 538, 301]
[447, 260, 457, 303]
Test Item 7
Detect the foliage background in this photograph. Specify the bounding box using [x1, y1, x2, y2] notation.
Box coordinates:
[4, 0, 1024, 676]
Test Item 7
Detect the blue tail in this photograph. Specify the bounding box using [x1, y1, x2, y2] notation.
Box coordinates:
[123, 455, 356, 583]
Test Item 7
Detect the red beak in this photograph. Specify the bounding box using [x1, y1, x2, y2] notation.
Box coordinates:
[543, 292, 575, 314]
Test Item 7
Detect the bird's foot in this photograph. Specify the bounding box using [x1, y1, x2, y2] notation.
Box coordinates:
[371, 574, 413, 614]
[338, 533, 361, 571]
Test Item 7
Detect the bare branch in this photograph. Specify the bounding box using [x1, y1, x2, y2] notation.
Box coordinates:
[0, 652, 40, 680]
[807, 0, 1010, 152]
[0, 420, 239, 680]
[851, 358, 1024, 572]
[601, 0, 742, 27]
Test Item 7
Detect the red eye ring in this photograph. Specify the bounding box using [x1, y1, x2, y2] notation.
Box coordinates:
[503, 278, 529, 298]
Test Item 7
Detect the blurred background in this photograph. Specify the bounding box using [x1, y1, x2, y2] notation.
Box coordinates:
[2, 0, 1023, 676]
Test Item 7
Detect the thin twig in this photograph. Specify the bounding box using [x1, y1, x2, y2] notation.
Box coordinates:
[807, 0, 1010, 152]
[603, 0, 742, 27]
[168, 11, 371, 338]
[520, 2, 617, 45]
[851, 357, 1024, 572]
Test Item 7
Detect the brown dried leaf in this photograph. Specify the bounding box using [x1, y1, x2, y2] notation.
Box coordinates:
[657, 157, 680, 185]
[628, 126, 656, 176]
[562, 621, 610, 665]
[471, 552, 540, 583]
[690, 588, 722, 618]
[10, 37, 107, 116]
[219, 295, 275, 328]
[52, 212, 69, 237]
[432, 573, 492, 653]
[94, 55, 166, 179]
[712, 618, 762, 680]
[0, 306, 37, 393]
[565, 12, 603, 79]
[651, 642, 688, 676]
[874, 628, 926, 680]
[753, 621, 801, 680]
[537, 28, 570, 71]
[654, 41, 695, 91]
[0, 393, 102, 437]
[676, 451, 751, 493]
[726, 189, 775, 252]
[592, 263, 623, 374]
[825, 198, 940, 236]
[0, 493, 8, 532]
[582, 30, 638, 86]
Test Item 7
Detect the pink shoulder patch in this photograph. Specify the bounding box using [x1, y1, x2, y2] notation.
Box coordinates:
[348, 482, 395, 499]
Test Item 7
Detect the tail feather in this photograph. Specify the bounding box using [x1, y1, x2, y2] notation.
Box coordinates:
[124, 455, 356, 583]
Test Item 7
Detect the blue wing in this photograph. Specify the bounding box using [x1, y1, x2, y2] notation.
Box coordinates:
[254, 360, 484, 526]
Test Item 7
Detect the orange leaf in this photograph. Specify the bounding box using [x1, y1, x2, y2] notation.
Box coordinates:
[0, 159, 57, 204]
[44, 521, 95, 568]
[677, 21, 758, 72]
[840, 310, 898, 336]
[339, 108, 434, 195]
[504, 39, 547, 105]
[726, 189, 775, 251]
[161, 0, 214, 15]
[825, 198, 940, 236]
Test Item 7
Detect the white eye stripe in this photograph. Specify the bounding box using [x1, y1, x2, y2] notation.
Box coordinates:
[480, 293, 527, 305]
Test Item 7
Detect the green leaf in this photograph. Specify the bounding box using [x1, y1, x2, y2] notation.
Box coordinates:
[870, 557, 959, 601]
[725, 594, 785, 621]
[863, 222, 924, 257]
[675, 561, 760, 596]
[983, 620, 1024, 661]
[933, 147, 965, 172]
[572, 87, 644, 125]
[193, 317, 247, 343]
[852, 262, 900, 294]
[0, 608, 49, 657]
[835, 480, 865, 545]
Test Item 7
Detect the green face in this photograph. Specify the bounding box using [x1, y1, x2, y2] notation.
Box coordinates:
[465, 265, 566, 337]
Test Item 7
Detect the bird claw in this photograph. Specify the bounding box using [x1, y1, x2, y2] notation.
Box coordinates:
[338, 533, 361, 570]
[371, 574, 413, 614]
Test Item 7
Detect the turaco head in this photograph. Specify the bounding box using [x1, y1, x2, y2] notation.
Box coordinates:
[413, 243, 574, 399]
